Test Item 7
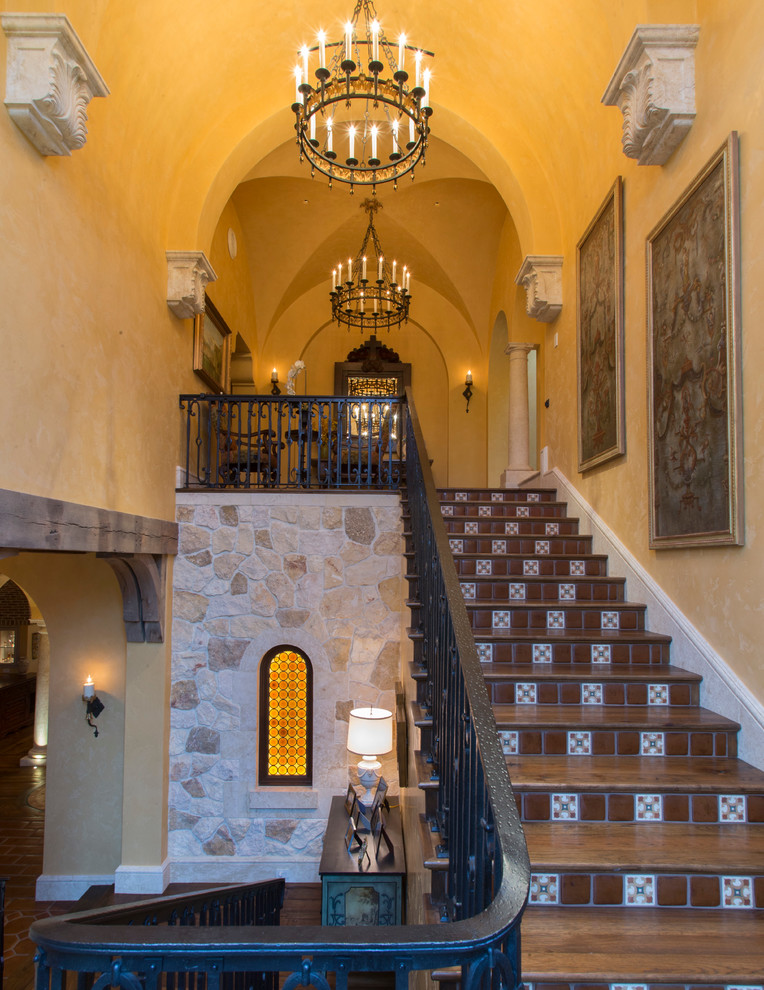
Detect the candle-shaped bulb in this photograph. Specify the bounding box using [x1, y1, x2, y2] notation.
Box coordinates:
[423, 68, 431, 108]
[371, 19, 380, 62]
[466, 369, 473, 385]
[359, 291, 364, 314]
[344, 21, 353, 61]
[271, 368, 278, 382]
[348, 124, 356, 160]
[294, 65, 302, 103]
[370, 124, 378, 160]
[377, 255, 383, 280]
[83, 675, 95, 699]
[392, 118, 399, 153]
[326, 116, 333, 153]
[392, 259, 397, 284]
[317, 29, 327, 69]
[348, 257, 353, 282]
[362, 255, 367, 280]
[386, 290, 391, 311]
[331, 270, 336, 293]
[397, 34, 406, 72]
[406, 270, 411, 292]
[409, 115, 415, 145]
[300, 45, 309, 84]
[415, 50, 423, 88]
[309, 114, 316, 141]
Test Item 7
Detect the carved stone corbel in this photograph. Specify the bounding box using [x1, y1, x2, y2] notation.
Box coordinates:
[515, 256, 563, 323]
[166, 251, 217, 319]
[1, 13, 109, 156]
[97, 553, 167, 644]
[602, 25, 700, 166]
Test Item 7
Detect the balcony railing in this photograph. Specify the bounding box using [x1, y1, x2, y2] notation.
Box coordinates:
[31, 388, 529, 990]
[179, 394, 405, 490]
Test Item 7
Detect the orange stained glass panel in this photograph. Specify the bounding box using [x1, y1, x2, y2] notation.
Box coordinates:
[266, 650, 308, 777]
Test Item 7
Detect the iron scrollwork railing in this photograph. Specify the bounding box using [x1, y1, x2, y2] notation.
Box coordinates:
[30, 387, 529, 990]
[178, 394, 405, 490]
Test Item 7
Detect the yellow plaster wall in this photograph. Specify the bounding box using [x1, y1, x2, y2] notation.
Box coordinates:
[543, 1, 764, 702]
[0, 554, 126, 877]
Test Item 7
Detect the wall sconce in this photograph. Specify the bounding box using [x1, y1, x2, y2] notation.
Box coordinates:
[463, 370, 474, 413]
[270, 368, 281, 396]
[347, 706, 393, 810]
[82, 675, 105, 738]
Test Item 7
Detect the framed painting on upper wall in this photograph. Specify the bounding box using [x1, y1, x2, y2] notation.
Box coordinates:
[577, 176, 625, 472]
[646, 133, 743, 549]
[193, 295, 232, 393]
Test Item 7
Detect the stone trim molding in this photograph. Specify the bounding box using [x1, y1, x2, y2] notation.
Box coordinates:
[97, 553, 168, 643]
[2, 13, 109, 156]
[514, 255, 563, 323]
[0, 488, 178, 555]
[36, 873, 115, 901]
[114, 858, 171, 895]
[602, 24, 700, 166]
[166, 251, 217, 319]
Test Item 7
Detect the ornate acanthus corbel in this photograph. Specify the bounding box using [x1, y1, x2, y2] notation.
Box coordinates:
[602, 24, 699, 166]
[1, 13, 109, 156]
[166, 251, 217, 319]
[515, 255, 563, 323]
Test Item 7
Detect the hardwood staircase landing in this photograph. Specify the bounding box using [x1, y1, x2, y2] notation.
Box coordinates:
[405, 485, 764, 990]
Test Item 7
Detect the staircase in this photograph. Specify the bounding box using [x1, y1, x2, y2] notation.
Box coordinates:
[408, 485, 764, 989]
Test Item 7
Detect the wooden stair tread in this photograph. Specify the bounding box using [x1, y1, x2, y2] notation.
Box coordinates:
[452, 552, 608, 561]
[506, 754, 764, 791]
[480, 662, 700, 682]
[523, 821, 764, 872]
[521, 907, 764, 982]
[459, 573, 624, 585]
[467, 600, 647, 611]
[493, 703, 739, 730]
[418, 814, 448, 870]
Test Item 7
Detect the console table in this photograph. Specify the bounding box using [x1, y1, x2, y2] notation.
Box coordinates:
[319, 794, 405, 926]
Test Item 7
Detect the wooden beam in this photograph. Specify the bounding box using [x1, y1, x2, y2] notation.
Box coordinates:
[0, 489, 178, 555]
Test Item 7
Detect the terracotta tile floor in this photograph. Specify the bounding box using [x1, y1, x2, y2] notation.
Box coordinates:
[0, 727, 77, 990]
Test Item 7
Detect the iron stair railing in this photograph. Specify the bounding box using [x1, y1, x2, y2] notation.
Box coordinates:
[30, 388, 529, 990]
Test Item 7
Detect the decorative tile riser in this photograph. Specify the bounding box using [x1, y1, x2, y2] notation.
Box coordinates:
[526, 872, 764, 909]
[497, 728, 734, 758]
[469, 606, 646, 632]
[487, 682, 695, 706]
[445, 520, 581, 536]
[439, 490, 557, 503]
[460, 581, 624, 603]
[441, 503, 568, 519]
[449, 538, 593, 555]
[476, 641, 671, 665]
[454, 558, 608, 577]
[514, 792, 764, 823]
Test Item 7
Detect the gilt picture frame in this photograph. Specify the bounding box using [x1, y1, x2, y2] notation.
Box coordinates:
[646, 133, 743, 549]
[577, 176, 625, 472]
[193, 295, 232, 393]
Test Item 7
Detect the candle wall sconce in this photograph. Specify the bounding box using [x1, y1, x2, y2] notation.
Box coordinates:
[270, 369, 281, 396]
[82, 675, 105, 737]
[463, 371, 474, 413]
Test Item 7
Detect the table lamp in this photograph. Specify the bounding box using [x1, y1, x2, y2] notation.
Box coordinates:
[347, 706, 393, 809]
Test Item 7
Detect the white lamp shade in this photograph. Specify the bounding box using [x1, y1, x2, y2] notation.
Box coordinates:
[347, 707, 393, 757]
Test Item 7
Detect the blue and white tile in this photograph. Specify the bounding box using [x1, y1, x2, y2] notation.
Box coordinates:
[492, 539, 507, 553]
[722, 877, 753, 908]
[449, 539, 464, 553]
[505, 522, 520, 535]
[545, 522, 559, 535]
[524, 559, 540, 576]
[460, 582, 476, 600]
[499, 730, 518, 755]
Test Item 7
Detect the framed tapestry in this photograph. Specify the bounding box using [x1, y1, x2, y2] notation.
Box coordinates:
[647, 132, 743, 549]
[193, 295, 232, 393]
[577, 177, 625, 471]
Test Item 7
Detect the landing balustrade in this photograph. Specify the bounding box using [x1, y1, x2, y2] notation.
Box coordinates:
[31, 389, 529, 990]
[178, 394, 405, 490]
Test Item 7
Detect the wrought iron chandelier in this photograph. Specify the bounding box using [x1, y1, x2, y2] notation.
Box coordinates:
[330, 199, 411, 331]
[292, 0, 434, 192]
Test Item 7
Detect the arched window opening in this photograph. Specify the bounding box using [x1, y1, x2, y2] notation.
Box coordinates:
[259, 646, 312, 786]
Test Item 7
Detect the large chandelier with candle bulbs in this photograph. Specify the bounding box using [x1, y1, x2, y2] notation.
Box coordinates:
[331, 199, 411, 331]
[292, 0, 434, 192]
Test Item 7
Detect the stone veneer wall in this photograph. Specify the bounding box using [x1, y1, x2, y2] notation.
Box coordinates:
[169, 492, 405, 884]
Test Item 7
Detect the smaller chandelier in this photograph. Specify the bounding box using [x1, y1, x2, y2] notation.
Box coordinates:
[331, 199, 411, 332]
[292, 0, 434, 191]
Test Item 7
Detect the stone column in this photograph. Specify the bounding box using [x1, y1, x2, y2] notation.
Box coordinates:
[20, 629, 49, 766]
[501, 342, 536, 489]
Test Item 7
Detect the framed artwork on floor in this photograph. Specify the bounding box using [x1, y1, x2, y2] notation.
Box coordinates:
[193, 295, 232, 393]
[646, 132, 743, 548]
[577, 176, 625, 472]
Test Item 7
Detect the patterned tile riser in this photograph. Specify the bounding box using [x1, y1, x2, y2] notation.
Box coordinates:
[446, 503, 568, 519]
[449, 537, 595, 555]
[459, 580, 625, 602]
[444, 519, 582, 536]
[469, 605, 646, 631]
[525, 871, 763, 908]
[487, 682, 695, 706]
[476, 641, 671, 665]
[496, 728, 734, 757]
[453, 558, 609, 577]
[515, 792, 764, 823]
[439, 489, 557, 503]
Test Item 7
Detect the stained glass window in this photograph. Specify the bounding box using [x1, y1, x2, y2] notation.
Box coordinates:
[259, 646, 312, 785]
